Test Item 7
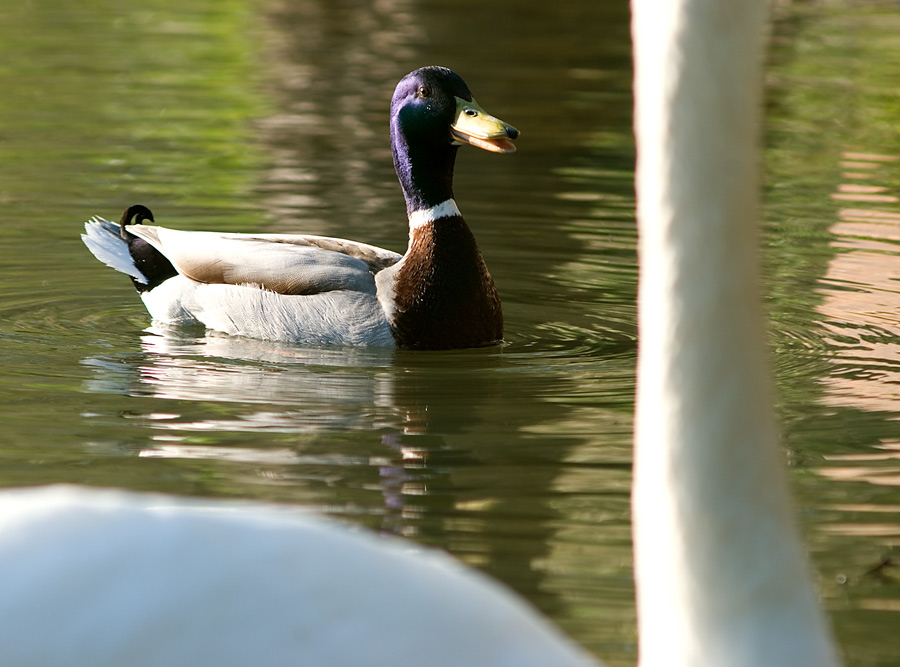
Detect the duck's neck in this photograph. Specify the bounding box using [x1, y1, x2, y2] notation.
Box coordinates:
[381, 122, 502, 349]
[391, 121, 458, 214]
[632, 0, 839, 665]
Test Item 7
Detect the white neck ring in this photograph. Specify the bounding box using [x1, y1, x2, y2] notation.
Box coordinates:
[408, 199, 461, 228]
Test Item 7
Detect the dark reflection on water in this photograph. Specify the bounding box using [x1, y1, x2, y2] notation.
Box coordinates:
[0, 0, 899, 665]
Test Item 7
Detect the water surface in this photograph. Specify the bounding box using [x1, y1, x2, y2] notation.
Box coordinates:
[0, 1, 898, 665]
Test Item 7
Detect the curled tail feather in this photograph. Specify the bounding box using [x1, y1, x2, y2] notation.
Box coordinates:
[82, 205, 178, 292]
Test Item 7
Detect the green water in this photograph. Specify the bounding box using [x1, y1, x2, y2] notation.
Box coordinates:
[0, 1, 898, 664]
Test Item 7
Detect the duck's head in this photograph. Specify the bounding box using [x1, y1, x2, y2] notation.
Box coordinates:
[390, 67, 518, 212]
[391, 66, 519, 155]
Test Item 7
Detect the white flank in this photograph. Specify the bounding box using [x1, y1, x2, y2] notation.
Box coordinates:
[141, 276, 398, 347]
[407, 199, 461, 228]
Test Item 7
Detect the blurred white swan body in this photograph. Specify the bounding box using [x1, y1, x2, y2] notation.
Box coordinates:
[0, 485, 596, 667]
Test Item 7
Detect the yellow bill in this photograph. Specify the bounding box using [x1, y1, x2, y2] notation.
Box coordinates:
[450, 97, 519, 154]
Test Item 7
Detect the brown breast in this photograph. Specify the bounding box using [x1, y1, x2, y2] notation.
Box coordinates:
[388, 216, 503, 350]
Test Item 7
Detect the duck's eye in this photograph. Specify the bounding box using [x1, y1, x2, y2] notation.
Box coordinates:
[464, 107, 478, 117]
[417, 86, 430, 98]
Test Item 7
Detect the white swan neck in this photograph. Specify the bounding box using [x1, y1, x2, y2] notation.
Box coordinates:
[631, 0, 840, 664]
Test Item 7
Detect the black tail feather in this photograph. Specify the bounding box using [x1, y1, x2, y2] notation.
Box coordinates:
[119, 205, 179, 293]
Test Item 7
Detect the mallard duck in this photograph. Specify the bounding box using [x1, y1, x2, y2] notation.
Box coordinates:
[82, 66, 518, 349]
